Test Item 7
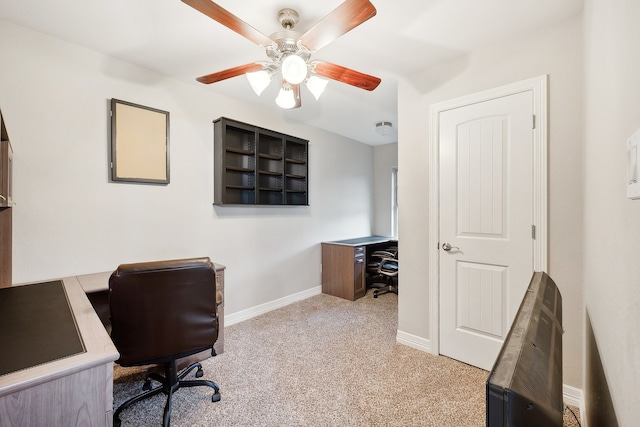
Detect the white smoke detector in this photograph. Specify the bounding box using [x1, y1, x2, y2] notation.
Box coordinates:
[375, 121, 393, 135]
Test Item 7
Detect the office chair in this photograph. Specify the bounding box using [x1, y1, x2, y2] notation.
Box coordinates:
[366, 247, 396, 280]
[367, 246, 398, 297]
[109, 257, 222, 427]
[370, 255, 399, 298]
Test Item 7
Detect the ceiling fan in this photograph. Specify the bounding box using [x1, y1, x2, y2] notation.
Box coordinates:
[181, 0, 382, 109]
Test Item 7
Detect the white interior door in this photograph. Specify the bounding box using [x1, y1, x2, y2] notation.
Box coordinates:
[438, 91, 535, 371]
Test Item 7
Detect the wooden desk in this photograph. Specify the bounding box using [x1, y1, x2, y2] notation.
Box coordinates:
[0, 277, 119, 426]
[321, 236, 396, 301]
[0, 262, 225, 426]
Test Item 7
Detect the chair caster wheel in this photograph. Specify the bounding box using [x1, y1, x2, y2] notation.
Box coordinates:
[142, 379, 152, 391]
[196, 367, 204, 378]
[212, 392, 221, 402]
[374, 292, 379, 298]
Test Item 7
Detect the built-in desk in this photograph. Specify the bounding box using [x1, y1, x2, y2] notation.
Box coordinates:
[0, 262, 226, 426]
[0, 276, 119, 426]
[321, 236, 396, 301]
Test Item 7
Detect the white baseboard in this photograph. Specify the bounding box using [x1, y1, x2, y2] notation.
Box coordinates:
[396, 330, 431, 353]
[563, 384, 584, 424]
[563, 383, 582, 407]
[224, 286, 322, 327]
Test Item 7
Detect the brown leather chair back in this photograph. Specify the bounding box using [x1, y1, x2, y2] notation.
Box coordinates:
[109, 257, 219, 366]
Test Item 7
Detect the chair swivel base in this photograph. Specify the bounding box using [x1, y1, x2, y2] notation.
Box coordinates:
[373, 284, 398, 298]
[114, 360, 220, 427]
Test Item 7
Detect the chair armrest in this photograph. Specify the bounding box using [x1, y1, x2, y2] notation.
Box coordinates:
[370, 250, 396, 259]
[378, 258, 399, 276]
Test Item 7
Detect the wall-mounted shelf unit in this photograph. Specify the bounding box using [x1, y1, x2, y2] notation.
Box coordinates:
[214, 117, 308, 206]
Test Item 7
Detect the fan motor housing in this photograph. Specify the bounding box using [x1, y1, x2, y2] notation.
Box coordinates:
[268, 28, 311, 63]
[268, 9, 309, 62]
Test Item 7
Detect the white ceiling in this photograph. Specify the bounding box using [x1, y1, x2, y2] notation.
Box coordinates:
[0, 0, 583, 145]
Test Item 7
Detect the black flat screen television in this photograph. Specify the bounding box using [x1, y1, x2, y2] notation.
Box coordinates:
[486, 271, 563, 426]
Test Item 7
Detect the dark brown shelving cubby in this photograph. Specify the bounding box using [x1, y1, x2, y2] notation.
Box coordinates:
[284, 137, 308, 206]
[214, 117, 308, 206]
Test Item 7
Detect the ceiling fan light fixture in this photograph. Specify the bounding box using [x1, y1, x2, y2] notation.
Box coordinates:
[185, 1, 381, 111]
[281, 54, 307, 84]
[275, 85, 296, 109]
[246, 70, 271, 96]
[306, 76, 328, 100]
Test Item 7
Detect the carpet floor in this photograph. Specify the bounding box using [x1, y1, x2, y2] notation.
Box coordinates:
[113, 290, 581, 426]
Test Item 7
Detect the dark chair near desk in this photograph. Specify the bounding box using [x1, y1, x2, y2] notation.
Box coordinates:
[366, 247, 397, 278]
[367, 247, 399, 298]
[109, 257, 222, 427]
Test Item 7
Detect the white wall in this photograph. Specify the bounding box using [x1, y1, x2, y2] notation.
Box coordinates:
[373, 142, 397, 237]
[583, 0, 640, 424]
[397, 16, 585, 387]
[0, 20, 374, 315]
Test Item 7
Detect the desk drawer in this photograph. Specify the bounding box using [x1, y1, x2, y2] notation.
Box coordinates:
[321, 243, 366, 301]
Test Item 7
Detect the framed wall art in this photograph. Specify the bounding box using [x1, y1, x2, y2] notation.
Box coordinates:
[110, 99, 170, 184]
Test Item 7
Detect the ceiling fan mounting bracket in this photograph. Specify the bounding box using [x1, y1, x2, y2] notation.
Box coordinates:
[278, 8, 299, 30]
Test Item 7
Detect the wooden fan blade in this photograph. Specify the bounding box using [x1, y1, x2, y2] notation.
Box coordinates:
[313, 61, 381, 91]
[182, 0, 274, 47]
[299, 0, 376, 52]
[196, 63, 263, 84]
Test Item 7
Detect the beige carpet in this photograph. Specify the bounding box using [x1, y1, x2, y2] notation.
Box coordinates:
[113, 290, 581, 426]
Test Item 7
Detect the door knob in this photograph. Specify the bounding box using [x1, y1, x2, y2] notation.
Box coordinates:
[442, 242, 460, 252]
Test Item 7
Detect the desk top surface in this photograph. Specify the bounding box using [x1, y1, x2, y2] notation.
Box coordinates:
[0, 276, 119, 397]
[0, 280, 85, 376]
[323, 236, 396, 247]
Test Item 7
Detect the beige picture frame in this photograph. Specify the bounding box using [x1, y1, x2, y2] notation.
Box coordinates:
[110, 99, 170, 184]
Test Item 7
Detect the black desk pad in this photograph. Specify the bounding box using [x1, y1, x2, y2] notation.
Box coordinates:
[0, 280, 85, 376]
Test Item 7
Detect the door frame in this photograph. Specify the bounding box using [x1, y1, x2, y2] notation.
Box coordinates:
[427, 75, 548, 357]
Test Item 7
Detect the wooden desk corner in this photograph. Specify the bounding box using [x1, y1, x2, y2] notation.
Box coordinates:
[0, 276, 119, 426]
[0, 262, 226, 427]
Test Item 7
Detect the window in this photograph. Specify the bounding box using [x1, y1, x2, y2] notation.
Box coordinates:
[391, 167, 398, 238]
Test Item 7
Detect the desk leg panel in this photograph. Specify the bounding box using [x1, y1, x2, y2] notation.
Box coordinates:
[322, 244, 365, 301]
[0, 363, 113, 427]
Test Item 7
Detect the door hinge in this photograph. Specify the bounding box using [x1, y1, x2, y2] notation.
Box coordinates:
[532, 115, 536, 129]
[531, 225, 536, 239]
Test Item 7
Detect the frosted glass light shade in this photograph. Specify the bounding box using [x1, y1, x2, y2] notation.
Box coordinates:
[246, 70, 271, 95]
[375, 121, 393, 135]
[306, 76, 328, 100]
[275, 86, 296, 109]
[281, 55, 307, 84]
